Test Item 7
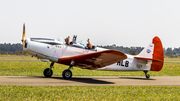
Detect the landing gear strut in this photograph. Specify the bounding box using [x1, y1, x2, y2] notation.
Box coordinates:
[43, 62, 54, 77]
[62, 61, 74, 79]
[144, 71, 150, 79]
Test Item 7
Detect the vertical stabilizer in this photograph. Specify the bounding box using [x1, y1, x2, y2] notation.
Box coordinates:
[138, 43, 154, 59]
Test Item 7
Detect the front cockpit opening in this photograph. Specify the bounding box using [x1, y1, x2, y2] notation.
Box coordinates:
[30, 38, 63, 45]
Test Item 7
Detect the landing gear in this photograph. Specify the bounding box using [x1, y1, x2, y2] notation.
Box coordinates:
[62, 69, 72, 79]
[43, 62, 54, 77]
[62, 61, 74, 79]
[144, 71, 150, 79]
[44, 68, 53, 77]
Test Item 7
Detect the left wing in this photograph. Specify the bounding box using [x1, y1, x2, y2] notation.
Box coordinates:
[57, 50, 127, 69]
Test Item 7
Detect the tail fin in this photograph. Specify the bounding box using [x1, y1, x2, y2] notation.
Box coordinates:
[134, 36, 164, 71]
[138, 42, 154, 59]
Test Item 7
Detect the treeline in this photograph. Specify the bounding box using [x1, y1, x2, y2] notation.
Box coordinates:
[165, 47, 180, 57]
[0, 43, 180, 57]
[0, 43, 24, 55]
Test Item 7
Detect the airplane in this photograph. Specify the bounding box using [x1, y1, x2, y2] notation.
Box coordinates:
[22, 24, 164, 79]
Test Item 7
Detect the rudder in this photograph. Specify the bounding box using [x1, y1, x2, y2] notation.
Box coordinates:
[150, 36, 164, 71]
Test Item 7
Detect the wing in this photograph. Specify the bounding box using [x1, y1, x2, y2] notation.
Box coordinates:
[57, 50, 127, 69]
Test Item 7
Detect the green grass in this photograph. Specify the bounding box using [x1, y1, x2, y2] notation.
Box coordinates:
[164, 58, 180, 61]
[0, 85, 179, 101]
[0, 61, 180, 76]
[164, 56, 180, 61]
[0, 56, 180, 100]
[0, 55, 37, 60]
[0, 58, 37, 60]
[0, 55, 31, 57]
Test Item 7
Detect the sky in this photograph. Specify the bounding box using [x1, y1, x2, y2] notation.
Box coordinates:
[0, 0, 180, 48]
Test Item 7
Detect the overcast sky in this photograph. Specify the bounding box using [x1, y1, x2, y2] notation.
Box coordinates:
[0, 0, 180, 48]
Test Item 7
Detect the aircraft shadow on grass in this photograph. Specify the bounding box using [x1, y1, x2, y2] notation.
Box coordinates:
[33, 76, 115, 84]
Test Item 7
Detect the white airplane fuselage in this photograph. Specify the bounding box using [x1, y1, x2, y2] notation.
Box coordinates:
[24, 38, 152, 71]
[21, 24, 163, 79]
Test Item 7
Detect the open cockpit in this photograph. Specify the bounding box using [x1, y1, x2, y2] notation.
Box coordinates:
[28, 36, 96, 50]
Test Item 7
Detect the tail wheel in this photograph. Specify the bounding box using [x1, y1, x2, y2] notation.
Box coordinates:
[146, 74, 150, 79]
[62, 69, 72, 79]
[144, 71, 150, 79]
[43, 68, 53, 77]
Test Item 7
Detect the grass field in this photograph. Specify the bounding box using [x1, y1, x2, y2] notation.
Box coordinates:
[164, 58, 180, 61]
[0, 85, 180, 101]
[0, 56, 180, 100]
[0, 55, 37, 60]
[0, 55, 31, 57]
[0, 61, 180, 76]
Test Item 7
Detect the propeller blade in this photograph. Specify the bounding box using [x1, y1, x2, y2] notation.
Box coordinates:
[22, 24, 26, 44]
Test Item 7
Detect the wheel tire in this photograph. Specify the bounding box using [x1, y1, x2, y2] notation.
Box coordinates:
[62, 69, 72, 79]
[146, 74, 150, 79]
[43, 68, 53, 77]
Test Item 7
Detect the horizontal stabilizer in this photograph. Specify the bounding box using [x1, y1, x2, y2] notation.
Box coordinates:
[134, 57, 163, 62]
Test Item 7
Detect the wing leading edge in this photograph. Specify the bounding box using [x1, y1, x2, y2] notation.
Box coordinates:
[57, 50, 127, 69]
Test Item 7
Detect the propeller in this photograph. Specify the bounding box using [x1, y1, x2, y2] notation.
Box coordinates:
[22, 24, 26, 44]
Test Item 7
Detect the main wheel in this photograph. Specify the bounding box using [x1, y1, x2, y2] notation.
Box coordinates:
[146, 74, 150, 79]
[43, 68, 53, 77]
[62, 69, 72, 79]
